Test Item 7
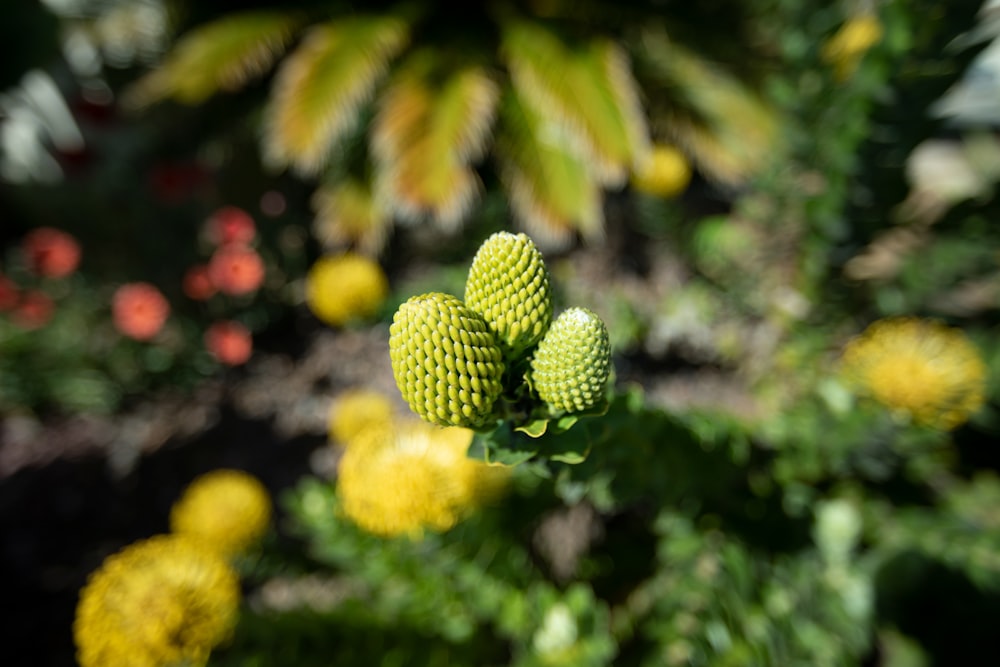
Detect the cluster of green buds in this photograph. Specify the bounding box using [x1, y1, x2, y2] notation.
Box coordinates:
[389, 232, 612, 431]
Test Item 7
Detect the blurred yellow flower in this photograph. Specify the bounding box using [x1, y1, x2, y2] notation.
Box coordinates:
[328, 387, 396, 445]
[170, 469, 272, 557]
[821, 14, 883, 81]
[841, 317, 987, 429]
[337, 419, 509, 537]
[73, 534, 240, 667]
[631, 144, 691, 198]
[305, 253, 389, 327]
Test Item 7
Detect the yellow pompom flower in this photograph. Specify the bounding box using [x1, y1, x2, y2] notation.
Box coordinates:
[170, 469, 272, 557]
[336, 419, 509, 538]
[841, 317, 987, 430]
[631, 144, 692, 198]
[73, 534, 240, 667]
[305, 253, 389, 327]
[328, 387, 396, 445]
[821, 14, 883, 81]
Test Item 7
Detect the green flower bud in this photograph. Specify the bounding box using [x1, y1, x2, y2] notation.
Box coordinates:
[530, 307, 611, 414]
[389, 292, 505, 428]
[464, 232, 552, 358]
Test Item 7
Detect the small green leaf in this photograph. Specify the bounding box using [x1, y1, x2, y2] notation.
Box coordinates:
[486, 447, 538, 467]
[515, 418, 549, 438]
[469, 425, 539, 466]
[550, 449, 589, 465]
[541, 421, 596, 465]
[518, 460, 554, 479]
[551, 415, 579, 433]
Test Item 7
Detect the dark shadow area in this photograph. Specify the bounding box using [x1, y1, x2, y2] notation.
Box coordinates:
[874, 551, 1000, 667]
[0, 404, 324, 666]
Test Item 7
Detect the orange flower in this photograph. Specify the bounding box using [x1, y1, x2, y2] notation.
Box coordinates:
[205, 206, 256, 246]
[22, 227, 81, 278]
[204, 321, 252, 366]
[112, 282, 170, 341]
[0, 274, 19, 311]
[182, 264, 216, 301]
[208, 245, 265, 296]
[11, 290, 54, 329]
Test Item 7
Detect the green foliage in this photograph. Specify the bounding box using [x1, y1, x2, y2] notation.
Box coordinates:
[125, 11, 302, 107]
[625, 510, 873, 667]
[121, 1, 784, 253]
[0, 274, 201, 415]
[868, 473, 1000, 590]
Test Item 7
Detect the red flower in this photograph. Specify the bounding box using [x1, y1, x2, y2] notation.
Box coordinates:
[22, 227, 81, 278]
[208, 245, 265, 296]
[182, 264, 216, 301]
[11, 290, 54, 330]
[204, 320, 253, 366]
[205, 206, 256, 246]
[112, 282, 170, 341]
[0, 274, 19, 311]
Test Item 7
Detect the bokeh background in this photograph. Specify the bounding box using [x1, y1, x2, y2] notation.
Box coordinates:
[3, 0, 1000, 665]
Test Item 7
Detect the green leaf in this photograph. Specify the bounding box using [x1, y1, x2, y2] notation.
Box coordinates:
[469, 429, 539, 467]
[264, 14, 409, 174]
[495, 89, 604, 249]
[372, 52, 499, 228]
[501, 20, 649, 186]
[552, 415, 580, 433]
[515, 418, 549, 438]
[487, 447, 538, 468]
[549, 449, 588, 465]
[124, 11, 301, 108]
[633, 25, 783, 185]
[541, 421, 595, 465]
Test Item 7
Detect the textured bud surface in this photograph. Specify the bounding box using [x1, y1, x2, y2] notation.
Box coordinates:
[464, 232, 552, 357]
[530, 307, 611, 414]
[390, 292, 505, 428]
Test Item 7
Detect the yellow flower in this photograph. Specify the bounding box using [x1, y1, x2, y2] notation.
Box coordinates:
[821, 14, 883, 81]
[841, 317, 987, 429]
[336, 419, 509, 537]
[73, 534, 240, 667]
[631, 144, 691, 198]
[328, 387, 396, 445]
[170, 469, 272, 557]
[305, 253, 389, 327]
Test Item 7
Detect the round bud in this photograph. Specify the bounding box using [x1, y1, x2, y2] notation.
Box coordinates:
[389, 292, 505, 428]
[530, 307, 611, 414]
[464, 232, 552, 359]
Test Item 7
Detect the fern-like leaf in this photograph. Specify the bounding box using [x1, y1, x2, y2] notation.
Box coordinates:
[501, 20, 649, 187]
[312, 176, 393, 256]
[263, 14, 409, 175]
[371, 52, 499, 229]
[495, 90, 604, 250]
[634, 26, 783, 186]
[123, 11, 301, 108]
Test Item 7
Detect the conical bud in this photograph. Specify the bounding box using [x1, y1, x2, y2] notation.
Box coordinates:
[530, 307, 611, 414]
[464, 232, 552, 358]
[390, 292, 505, 428]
